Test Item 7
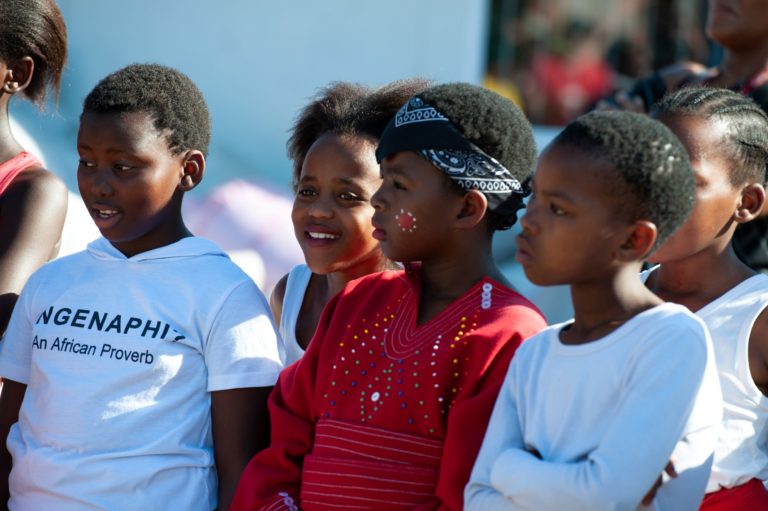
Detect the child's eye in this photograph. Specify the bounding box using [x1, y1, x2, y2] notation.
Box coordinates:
[78, 159, 95, 169]
[549, 202, 566, 216]
[113, 164, 133, 173]
[338, 192, 363, 201]
[393, 180, 407, 191]
[296, 187, 317, 198]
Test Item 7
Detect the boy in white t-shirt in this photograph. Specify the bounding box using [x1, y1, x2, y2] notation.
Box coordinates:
[0, 64, 283, 511]
[465, 110, 722, 511]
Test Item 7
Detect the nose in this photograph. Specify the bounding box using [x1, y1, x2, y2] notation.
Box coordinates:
[371, 185, 385, 211]
[307, 194, 334, 219]
[518, 197, 538, 234]
[83, 168, 115, 198]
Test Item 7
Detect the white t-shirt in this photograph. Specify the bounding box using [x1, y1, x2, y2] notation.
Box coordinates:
[465, 303, 722, 511]
[0, 237, 283, 511]
[278, 264, 312, 366]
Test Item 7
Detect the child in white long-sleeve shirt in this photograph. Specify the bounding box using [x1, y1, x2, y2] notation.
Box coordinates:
[465, 110, 723, 511]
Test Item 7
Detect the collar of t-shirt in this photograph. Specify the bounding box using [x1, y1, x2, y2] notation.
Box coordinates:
[87, 236, 228, 263]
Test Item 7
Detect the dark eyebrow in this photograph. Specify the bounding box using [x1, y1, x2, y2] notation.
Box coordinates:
[537, 187, 576, 204]
[76, 144, 136, 157]
[333, 176, 366, 187]
[381, 162, 410, 179]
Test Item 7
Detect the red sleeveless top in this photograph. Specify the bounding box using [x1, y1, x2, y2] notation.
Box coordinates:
[0, 152, 42, 197]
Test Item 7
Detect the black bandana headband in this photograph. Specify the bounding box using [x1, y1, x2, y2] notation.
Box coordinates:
[376, 97, 527, 226]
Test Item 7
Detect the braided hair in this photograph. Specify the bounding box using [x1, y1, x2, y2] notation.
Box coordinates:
[653, 87, 768, 185]
[0, 0, 67, 107]
[288, 79, 430, 189]
[553, 110, 694, 250]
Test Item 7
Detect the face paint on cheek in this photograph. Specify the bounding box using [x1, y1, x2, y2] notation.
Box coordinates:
[396, 208, 417, 233]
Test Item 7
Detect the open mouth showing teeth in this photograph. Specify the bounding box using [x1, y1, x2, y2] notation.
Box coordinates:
[95, 209, 119, 218]
[308, 232, 339, 240]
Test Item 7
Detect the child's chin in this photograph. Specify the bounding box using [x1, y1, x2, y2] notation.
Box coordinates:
[523, 270, 559, 287]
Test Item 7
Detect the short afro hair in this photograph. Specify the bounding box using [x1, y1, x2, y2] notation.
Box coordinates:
[82, 63, 211, 156]
[653, 86, 768, 185]
[553, 110, 694, 251]
[416, 82, 537, 230]
[288, 78, 430, 188]
[0, 0, 67, 107]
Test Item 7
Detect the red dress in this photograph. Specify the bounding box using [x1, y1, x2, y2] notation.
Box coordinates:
[232, 269, 546, 511]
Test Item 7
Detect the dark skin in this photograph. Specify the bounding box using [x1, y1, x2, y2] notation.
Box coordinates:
[271, 134, 397, 349]
[646, 114, 768, 397]
[78, 112, 272, 510]
[517, 148, 663, 345]
[212, 387, 272, 511]
[0, 111, 270, 510]
[0, 379, 24, 509]
[0, 56, 67, 334]
[371, 152, 511, 326]
[516, 145, 677, 503]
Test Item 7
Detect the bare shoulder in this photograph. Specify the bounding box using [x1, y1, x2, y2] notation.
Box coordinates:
[2, 166, 67, 208]
[749, 306, 768, 395]
[269, 273, 290, 328]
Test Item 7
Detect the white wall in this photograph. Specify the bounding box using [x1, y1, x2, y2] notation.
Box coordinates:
[12, 0, 490, 194]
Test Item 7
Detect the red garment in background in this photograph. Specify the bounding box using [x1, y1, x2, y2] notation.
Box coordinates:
[700, 479, 768, 511]
[231, 269, 546, 511]
[0, 152, 41, 196]
[532, 52, 614, 124]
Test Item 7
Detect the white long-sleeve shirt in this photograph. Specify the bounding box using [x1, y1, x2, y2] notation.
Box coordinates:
[465, 303, 722, 511]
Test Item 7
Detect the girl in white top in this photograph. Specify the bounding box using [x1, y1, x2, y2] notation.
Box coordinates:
[271, 81, 426, 365]
[647, 87, 768, 509]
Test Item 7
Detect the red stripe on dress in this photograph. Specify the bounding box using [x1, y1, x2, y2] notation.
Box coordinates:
[300, 418, 442, 510]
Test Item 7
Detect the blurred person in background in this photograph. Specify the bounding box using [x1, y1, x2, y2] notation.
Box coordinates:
[602, 0, 768, 273]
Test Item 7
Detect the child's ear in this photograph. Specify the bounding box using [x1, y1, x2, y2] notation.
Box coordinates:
[734, 183, 766, 223]
[455, 190, 488, 229]
[617, 220, 658, 261]
[179, 150, 205, 191]
[1, 57, 34, 94]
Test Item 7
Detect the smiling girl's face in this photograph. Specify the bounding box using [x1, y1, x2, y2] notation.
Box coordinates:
[291, 133, 387, 276]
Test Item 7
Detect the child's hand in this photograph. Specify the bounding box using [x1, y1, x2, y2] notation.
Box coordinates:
[641, 460, 677, 505]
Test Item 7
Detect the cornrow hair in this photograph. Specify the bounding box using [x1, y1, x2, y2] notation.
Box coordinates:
[83, 63, 211, 156]
[553, 110, 694, 251]
[287, 78, 430, 189]
[0, 0, 67, 107]
[653, 86, 768, 185]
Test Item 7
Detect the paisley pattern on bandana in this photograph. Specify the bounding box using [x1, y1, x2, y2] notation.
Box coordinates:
[420, 149, 523, 195]
[395, 97, 449, 127]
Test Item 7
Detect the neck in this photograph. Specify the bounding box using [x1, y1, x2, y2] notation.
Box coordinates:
[324, 255, 396, 298]
[0, 100, 24, 163]
[718, 45, 768, 86]
[647, 244, 753, 311]
[418, 235, 505, 302]
[565, 263, 661, 344]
